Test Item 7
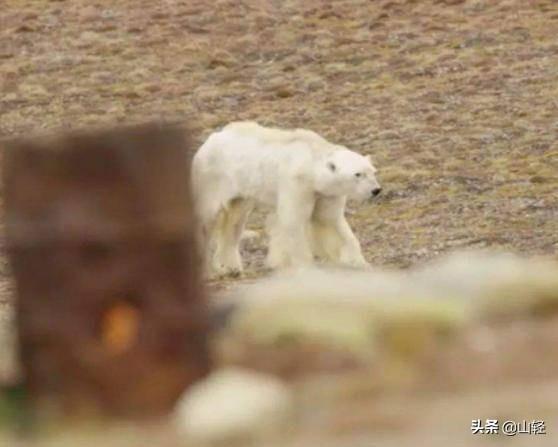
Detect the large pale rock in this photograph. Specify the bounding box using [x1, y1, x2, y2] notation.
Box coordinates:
[218, 250, 558, 366]
[173, 367, 294, 444]
[221, 266, 469, 365]
[413, 250, 558, 318]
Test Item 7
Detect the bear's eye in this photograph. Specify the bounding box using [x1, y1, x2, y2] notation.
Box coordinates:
[355, 172, 362, 178]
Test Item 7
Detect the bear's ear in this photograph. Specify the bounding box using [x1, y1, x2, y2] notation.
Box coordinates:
[327, 161, 336, 172]
[365, 154, 372, 164]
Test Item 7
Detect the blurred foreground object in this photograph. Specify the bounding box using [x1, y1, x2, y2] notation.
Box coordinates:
[0, 305, 19, 386]
[2, 123, 211, 420]
[174, 367, 294, 444]
[218, 250, 558, 382]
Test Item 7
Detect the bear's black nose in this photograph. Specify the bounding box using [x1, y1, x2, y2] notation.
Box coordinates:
[371, 187, 382, 197]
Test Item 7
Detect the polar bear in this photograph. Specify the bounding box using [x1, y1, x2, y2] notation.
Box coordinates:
[191, 121, 381, 278]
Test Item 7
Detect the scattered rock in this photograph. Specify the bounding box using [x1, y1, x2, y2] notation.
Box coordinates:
[274, 87, 295, 98]
[15, 24, 35, 33]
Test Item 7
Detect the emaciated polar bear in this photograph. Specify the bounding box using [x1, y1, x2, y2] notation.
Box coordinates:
[191, 122, 382, 277]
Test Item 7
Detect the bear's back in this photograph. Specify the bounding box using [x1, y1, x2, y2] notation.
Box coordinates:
[221, 121, 334, 155]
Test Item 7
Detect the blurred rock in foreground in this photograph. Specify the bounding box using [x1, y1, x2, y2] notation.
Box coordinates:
[173, 367, 294, 445]
[216, 250, 558, 381]
[2, 249, 558, 446]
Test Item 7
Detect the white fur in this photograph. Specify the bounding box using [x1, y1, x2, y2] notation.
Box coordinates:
[191, 121, 381, 278]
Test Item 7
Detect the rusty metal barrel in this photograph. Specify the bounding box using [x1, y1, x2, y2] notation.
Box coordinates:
[1, 123, 211, 420]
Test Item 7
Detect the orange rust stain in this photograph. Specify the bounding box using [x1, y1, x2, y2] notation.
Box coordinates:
[101, 302, 140, 355]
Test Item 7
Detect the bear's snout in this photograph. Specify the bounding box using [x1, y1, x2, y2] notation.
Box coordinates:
[371, 187, 382, 197]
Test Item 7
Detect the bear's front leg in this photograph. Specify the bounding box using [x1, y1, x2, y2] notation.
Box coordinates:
[267, 181, 314, 270]
[312, 196, 370, 269]
[336, 216, 370, 269]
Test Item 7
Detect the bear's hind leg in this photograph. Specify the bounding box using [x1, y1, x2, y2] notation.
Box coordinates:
[198, 204, 225, 279]
[213, 198, 254, 277]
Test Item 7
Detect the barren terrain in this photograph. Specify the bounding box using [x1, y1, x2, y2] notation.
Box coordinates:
[1, 0, 558, 445]
[1, 0, 557, 279]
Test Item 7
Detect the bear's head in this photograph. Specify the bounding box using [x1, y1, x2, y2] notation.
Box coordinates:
[315, 149, 381, 202]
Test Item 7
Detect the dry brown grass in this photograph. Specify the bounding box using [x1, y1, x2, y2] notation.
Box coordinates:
[2, 0, 557, 280]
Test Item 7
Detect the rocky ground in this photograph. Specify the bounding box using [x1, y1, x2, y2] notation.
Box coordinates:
[1, 0, 558, 445]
